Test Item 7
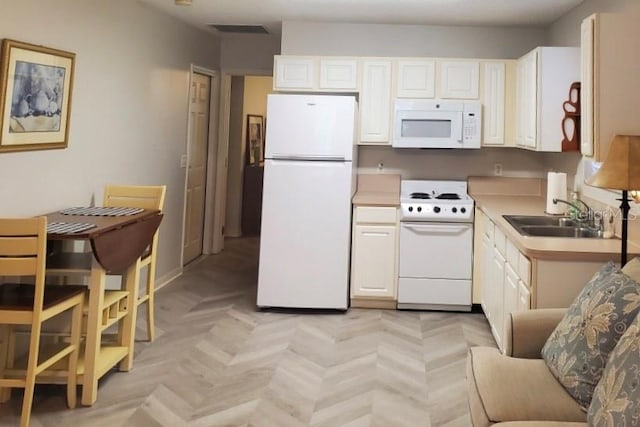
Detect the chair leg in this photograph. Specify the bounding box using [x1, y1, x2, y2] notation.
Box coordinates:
[0, 325, 10, 403]
[66, 300, 83, 409]
[146, 285, 155, 343]
[21, 322, 43, 427]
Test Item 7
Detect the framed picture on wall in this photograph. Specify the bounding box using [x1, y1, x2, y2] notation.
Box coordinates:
[246, 114, 264, 166]
[0, 39, 75, 153]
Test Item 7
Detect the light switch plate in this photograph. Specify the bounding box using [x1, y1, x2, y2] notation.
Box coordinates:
[180, 154, 188, 168]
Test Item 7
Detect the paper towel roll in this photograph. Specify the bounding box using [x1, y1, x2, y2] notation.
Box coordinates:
[546, 172, 567, 215]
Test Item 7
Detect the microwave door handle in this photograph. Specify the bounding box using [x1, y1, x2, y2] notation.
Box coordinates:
[455, 114, 463, 143]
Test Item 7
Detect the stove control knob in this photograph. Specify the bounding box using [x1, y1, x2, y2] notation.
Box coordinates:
[417, 206, 422, 212]
[434, 206, 441, 213]
[408, 206, 413, 212]
[461, 207, 466, 214]
[452, 207, 457, 213]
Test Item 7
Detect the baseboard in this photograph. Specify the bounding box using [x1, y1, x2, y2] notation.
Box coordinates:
[155, 267, 183, 292]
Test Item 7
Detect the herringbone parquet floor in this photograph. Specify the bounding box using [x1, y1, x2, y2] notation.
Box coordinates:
[0, 237, 496, 427]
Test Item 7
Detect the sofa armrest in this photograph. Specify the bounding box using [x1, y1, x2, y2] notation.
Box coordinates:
[503, 308, 567, 358]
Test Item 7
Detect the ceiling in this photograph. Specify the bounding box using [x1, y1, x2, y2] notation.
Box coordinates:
[138, 0, 585, 36]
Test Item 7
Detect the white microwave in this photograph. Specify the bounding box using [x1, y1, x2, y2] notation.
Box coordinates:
[392, 99, 482, 149]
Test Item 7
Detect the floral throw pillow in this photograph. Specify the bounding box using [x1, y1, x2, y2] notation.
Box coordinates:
[541, 261, 640, 410]
[588, 312, 640, 426]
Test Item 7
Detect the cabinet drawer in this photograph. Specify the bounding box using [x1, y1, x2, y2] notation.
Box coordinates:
[506, 240, 519, 269]
[355, 206, 397, 224]
[518, 253, 531, 286]
[494, 227, 506, 255]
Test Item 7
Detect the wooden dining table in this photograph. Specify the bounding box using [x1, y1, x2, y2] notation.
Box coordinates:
[45, 207, 162, 405]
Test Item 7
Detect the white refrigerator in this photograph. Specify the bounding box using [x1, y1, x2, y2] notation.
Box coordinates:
[257, 94, 358, 309]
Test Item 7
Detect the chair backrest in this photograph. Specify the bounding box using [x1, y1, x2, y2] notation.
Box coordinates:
[103, 185, 166, 212]
[0, 217, 47, 311]
[103, 185, 166, 259]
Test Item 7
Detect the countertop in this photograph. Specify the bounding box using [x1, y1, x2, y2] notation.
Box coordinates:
[473, 194, 640, 262]
[352, 174, 401, 206]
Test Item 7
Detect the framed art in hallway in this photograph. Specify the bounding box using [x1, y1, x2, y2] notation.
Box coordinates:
[246, 114, 264, 166]
[0, 39, 75, 153]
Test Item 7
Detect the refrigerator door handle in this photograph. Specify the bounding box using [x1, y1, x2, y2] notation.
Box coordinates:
[271, 154, 347, 162]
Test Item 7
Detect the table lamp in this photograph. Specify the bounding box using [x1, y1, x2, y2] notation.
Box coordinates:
[587, 135, 640, 266]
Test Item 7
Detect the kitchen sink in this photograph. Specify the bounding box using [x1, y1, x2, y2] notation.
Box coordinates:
[502, 215, 603, 238]
[503, 215, 577, 228]
[517, 225, 602, 238]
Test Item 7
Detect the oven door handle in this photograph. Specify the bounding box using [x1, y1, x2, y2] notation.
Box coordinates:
[402, 223, 470, 235]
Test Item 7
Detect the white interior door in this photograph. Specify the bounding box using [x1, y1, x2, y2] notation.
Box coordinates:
[184, 72, 211, 265]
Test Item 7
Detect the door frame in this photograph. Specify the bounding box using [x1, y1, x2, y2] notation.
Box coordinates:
[211, 68, 272, 254]
[182, 65, 220, 266]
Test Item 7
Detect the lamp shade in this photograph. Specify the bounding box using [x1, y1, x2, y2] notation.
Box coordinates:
[587, 135, 640, 190]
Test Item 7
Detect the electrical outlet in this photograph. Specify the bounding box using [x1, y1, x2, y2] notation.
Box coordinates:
[377, 162, 384, 172]
[493, 163, 503, 176]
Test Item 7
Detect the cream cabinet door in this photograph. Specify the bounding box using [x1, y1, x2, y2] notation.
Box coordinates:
[439, 61, 480, 99]
[503, 262, 519, 339]
[360, 59, 392, 144]
[396, 60, 435, 98]
[580, 15, 595, 157]
[490, 247, 506, 351]
[274, 56, 316, 90]
[515, 50, 538, 149]
[517, 280, 531, 312]
[351, 224, 397, 298]
[482, 62, 506, 146]
[319, 58, 358, 90]
[480, 233, 493, 319]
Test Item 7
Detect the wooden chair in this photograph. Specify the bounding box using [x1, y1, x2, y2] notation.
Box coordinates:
[47, 185, 166, 342]
[102, 185, 166, 342]
[0, 217, 84, 427]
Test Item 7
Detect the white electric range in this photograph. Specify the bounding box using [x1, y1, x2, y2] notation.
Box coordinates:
[397, 180, 474, 311]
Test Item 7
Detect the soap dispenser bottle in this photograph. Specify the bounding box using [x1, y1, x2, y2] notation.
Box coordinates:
[567, 191, 580, 219]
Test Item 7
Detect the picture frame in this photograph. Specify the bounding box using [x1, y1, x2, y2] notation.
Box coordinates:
[0, 39, 75, 153]
[246, 114, 264, 166]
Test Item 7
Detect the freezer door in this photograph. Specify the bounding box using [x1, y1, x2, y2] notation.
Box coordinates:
[257, 159, 353, 309]
[265, 94, 356, 161]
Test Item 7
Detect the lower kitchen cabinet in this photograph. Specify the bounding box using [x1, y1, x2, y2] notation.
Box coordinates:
[474, 209, 531, 352]
[473, 207, 608, 353]
[350, 206, 399, 308]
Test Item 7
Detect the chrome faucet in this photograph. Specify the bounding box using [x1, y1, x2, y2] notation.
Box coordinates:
[552, 197, 603, 232]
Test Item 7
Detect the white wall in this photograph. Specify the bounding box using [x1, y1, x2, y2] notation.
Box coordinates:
[0, 0, 221, 283]
[548, 0, 640, 46]
[282, 21, 547, 58]
[221, 36, 280, 72]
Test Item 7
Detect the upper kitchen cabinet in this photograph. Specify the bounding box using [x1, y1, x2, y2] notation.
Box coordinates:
[319, 58, 359, 91]
[360, 59, 393, 144]
[274, 56, 316, 90]
[581, 14, 640, 161]
[515, 47, 580, 152]
[439, 61, 480, 99]
[481, 61, 516, 147]
[273, 56, 359, 92]
[395, 59, 436, 98]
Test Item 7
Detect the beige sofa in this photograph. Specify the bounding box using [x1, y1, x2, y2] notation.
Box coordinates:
[466, 309, 588, 427]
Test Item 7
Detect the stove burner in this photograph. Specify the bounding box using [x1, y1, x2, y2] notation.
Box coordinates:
[435, 193, 461, 200]
[410, 192, 432, 199]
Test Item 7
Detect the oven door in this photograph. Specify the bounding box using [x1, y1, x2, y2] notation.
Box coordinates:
[399, 221, 472, 279]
